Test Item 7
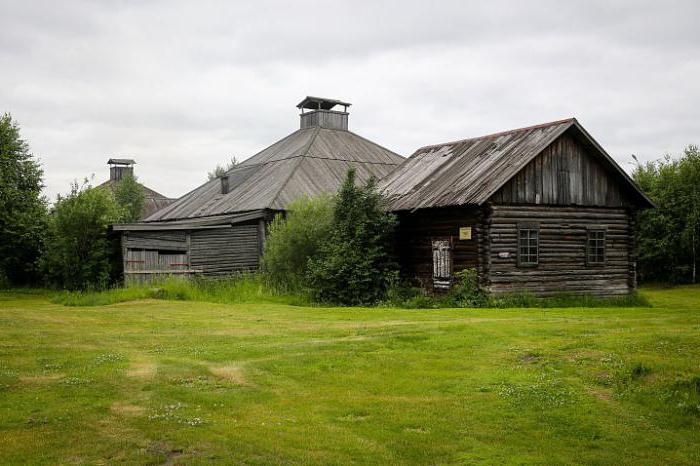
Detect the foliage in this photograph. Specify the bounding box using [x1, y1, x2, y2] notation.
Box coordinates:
[633, 145, 700, 283]
[41, 181, 122, 290]
[0, 113, 48, 286]
[262, 195, 335, 292]
[113, 174, 145, 222]
[307, 169, 398, 305]
[0, 284, 698, 464]
[52, 273, 308, 307]
[207, 156, 238, 180]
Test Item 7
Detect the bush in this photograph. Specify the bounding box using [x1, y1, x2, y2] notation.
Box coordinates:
[262, 195, 334, 292]
[307, 169, 398, 305]
[41, 181, 122, 290]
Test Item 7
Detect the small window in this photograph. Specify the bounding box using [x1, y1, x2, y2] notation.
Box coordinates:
[587, 229, 606, 265]
[518, 223, 539, 267]
[432, 239, 452, 289]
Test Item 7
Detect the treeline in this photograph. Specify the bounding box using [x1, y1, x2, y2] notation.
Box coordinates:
[633, 145, 700, 284]
[0, 114, 145, 289]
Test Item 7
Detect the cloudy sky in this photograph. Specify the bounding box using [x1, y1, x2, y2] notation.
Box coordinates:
[1, 0, 699, 201]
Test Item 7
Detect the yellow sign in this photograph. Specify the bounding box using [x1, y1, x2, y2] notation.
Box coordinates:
[459, 227, 472, 240]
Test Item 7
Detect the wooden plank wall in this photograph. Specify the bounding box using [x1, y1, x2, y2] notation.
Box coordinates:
[189, 223, 260, 276]
[490, 134, 632, 207]
[486, 205, 633, 297]
[394, 207, 486, 290]
[124, 231, 188, 251]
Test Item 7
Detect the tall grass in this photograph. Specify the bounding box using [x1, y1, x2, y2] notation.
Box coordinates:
[51, 273, 651, 309]
[51, 274, 311, 307]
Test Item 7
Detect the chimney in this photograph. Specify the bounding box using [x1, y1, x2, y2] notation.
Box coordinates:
[220, 175, 229, 195]
[296, 96, 351, 130]
[108, 158, 135, 181]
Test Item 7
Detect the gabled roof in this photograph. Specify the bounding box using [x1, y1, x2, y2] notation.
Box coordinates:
[145, 126, 403, 221]
[380, 118, 653, 211]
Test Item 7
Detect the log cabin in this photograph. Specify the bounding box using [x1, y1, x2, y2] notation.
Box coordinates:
[111, 97, 404, 283]
[379, 118, 654, 297]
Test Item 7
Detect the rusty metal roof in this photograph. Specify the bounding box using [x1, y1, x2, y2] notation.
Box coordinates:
[144, 126, 403, 221]
[380, 118, 653, 211]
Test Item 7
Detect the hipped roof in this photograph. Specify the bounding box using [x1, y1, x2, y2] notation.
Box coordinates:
[380, 118, 654, 211]
[145, 126, 403, 221]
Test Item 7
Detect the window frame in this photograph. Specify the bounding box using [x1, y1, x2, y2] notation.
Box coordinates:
[517, 222, 540, 268]
[586, 227, 607, 266]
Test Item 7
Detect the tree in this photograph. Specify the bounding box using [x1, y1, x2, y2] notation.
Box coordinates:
[0, 113, 47, 286]
[41, 181, 122, 290]
[262, 195, 335, 292]
[113, 174, 145, 222]
[633, 145, 700, 283]
[207, 156, 239, 180]
[307, 169, 398, 305]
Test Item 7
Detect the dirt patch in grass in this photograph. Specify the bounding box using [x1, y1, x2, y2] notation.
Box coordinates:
[588, 387, 613, 402]
[208, 364, 248, 385]
[19, 373, 64, 384]
[126, 361, 157, 378]
[110, 402, 146, 416]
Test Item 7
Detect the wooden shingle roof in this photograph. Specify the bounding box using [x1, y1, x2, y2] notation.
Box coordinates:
[380, 118, 653, 211]
[145, 126, 403, 221]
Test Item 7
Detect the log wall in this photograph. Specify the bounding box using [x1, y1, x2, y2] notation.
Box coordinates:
[394, 207, 486, 290]
[486, 205, 634, 296]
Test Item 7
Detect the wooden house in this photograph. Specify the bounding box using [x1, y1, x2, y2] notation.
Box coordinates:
[380, 118, 654, 297]
[99, 159, 175, 219]
[112, 97, 404, 283]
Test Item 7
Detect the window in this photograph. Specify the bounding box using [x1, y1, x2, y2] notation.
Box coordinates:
[432, 239, 452, 289]
[518, 223, 539, 267]
[587, 229, 606, 265]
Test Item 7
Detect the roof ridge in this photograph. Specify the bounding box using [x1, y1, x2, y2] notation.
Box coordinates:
[414, 118, 576, 153]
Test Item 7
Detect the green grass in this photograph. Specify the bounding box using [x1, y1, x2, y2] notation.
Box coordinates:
[1, 285, 699, 464]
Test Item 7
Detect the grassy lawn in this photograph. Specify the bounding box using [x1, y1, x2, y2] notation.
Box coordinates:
[1, 287, 699, 465]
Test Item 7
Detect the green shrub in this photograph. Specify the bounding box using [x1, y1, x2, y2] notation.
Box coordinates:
[41, 181, 122, 290]
[307, 169, 398, 305]
[262, 195, 334, 292]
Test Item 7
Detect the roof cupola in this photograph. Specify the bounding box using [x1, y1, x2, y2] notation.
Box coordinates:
[297, 96, 351, 130]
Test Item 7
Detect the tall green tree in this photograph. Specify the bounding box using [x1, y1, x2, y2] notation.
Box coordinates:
[0, 113, 47, 286]
[307, 169, 398, 305]
[41, 181, 122, 290]
[633, 145, 700, 283]
[113, 174, 145, 222]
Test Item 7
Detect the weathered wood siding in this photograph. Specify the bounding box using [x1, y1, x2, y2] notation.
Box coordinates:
[124, 231, 188, 251]
[394, 207, 486, 290]
[189, 223, 260, 276]
[486, 205, 633, 296]
[490, 133, 633, 207]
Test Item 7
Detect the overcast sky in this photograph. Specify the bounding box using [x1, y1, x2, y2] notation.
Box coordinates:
[1, 0, 699, 200]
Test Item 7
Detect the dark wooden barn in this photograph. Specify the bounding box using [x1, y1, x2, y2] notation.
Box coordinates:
[112, 97, 404, 283]
[380, 118, 654, 297]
